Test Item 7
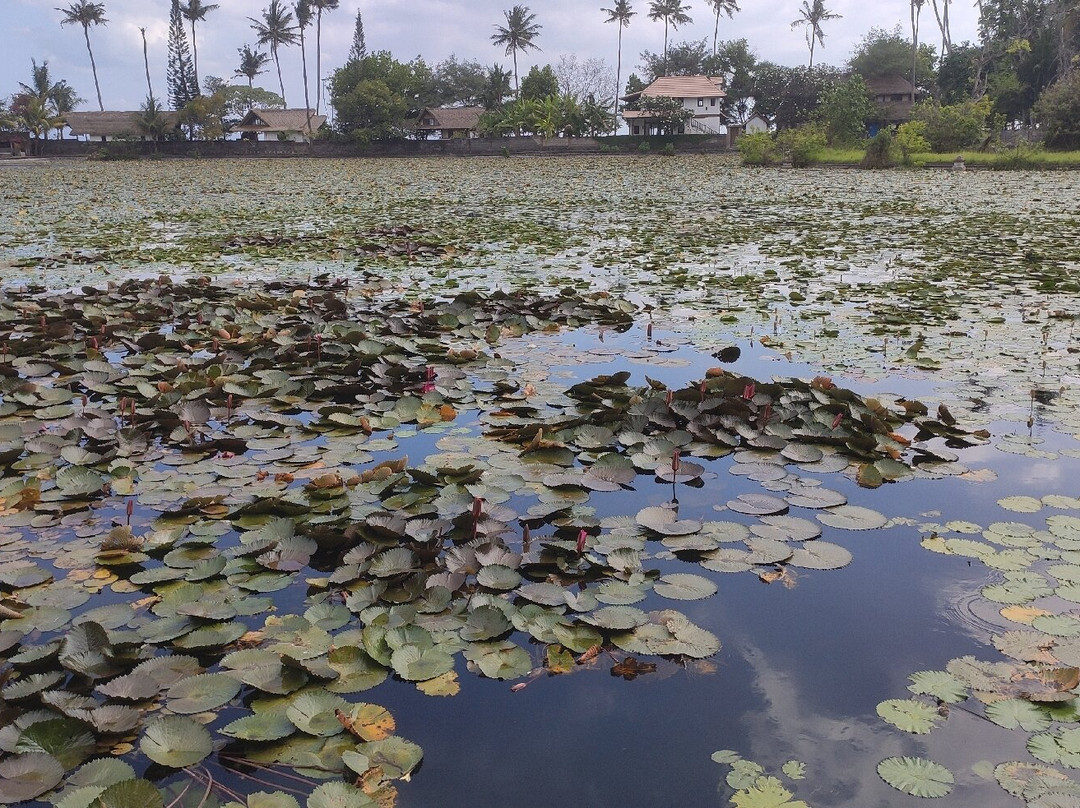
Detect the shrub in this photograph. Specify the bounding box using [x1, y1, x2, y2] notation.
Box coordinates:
[737, 132, 778, 166]
[637, 140, 651, 152]
[860, 129, 900, 168]
[777, 124, 827, 167]
[661, 142, 676, 156]
[912, 98, 991, 152]
[895, 121, 930, 158]
[1035, 71, 1080, 150]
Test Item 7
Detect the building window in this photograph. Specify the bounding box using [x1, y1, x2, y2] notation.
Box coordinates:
[697, 98, 704, 107]
[633, 125, 640, 135]
[710, 98, 717, 106]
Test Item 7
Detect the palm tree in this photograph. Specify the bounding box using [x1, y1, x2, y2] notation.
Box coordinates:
[135, 95, 170, 149]
[790, 0, 841, 68]
[647, 0, 692, 76]
[481, 64, 514, 110]
[249, 0, 297, 106]
[235, 44, 271, 91]
[309, 0, 339, 115]
[139, 27, 154, 99]
[56, 1, 107, 112]
[602, 1, 635, 119]
[911, 0, 925, 97]
[19, 60, 82, 139]
[491, 5, 543, 98]
[295, 0, 313, 125]
[180, 0, 218, 92]
[707, 0, 740, 58]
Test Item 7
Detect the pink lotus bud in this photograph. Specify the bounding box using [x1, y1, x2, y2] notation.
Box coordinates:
[576, 529, 588, 554]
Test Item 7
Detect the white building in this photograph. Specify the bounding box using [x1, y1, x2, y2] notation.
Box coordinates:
[231, 109, 326, 143]
[620, 76, 728, 136]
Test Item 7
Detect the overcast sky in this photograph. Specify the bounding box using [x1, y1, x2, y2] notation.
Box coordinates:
[4, 0, 980, 111]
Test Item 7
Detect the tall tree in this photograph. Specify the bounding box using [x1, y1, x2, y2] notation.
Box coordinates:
[139, 27, 154, 99]
[602, 1, 635, 118]
[648, 0, 693, 76]
[480, 64, 514, 109]
[249, 0, 297, 106]
[790, 0, 842, 68]
[180, 0, 218, 92]
[706, 0, 740, 59]
[349, 10, 367, 63]
[19, 59, 81, 138]
[910, 0, 925, 94]
[929, 0, 952, 56]
[310, 0, 339, 115]
[235, 44, 271, 91]
[295, 0, 313, 123]
[56, 1, 106, 112]
[167, 0, 198, 110]
[491, 5, 543, 98]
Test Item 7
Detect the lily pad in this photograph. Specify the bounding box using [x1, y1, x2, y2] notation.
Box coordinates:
[877, 756, 954, 798]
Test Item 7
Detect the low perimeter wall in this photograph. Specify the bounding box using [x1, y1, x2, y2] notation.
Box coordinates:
[30, 134, 732, 160]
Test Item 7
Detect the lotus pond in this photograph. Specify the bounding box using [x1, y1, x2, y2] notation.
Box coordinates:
[1, 156, 1079, 808]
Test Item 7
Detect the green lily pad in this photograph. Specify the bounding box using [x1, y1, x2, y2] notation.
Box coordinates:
[139, 716, 213, 768]
[877, 756, 954, 798]
[876, 699, 942, 734]
[166, 673, 242, 714]
[0, 752, 65, 803]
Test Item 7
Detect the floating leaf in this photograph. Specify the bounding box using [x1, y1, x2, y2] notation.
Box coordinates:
[817, 506, 887, 531]
[985, 698, 1052, 731]
[166, 673, 242, 714]
[0, 753, 65, 803]
[876, 699, 942, 734]
[653, 573, 717, 601]
[139, 716, 212, 768]
[907, 670, 968, 704]
[93, 778, 164, 808]
[877, 756, 954, 798]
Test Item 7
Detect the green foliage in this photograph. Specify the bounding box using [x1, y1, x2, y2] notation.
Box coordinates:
[520, 65, 559, 102]
[639, 38, 710, 82]
[895, 119, 930, 156]
[860, 128, 899, 168]
[737, 131, 778, 165]
[777, 123, 826, 167]
[624, 95, 693, 134]
[1036, 71, 1080, 151]
[817, 74, 873, 146]
[660, 142, 676, 156]
[750, 63, 840, 130]
[912, 97, 991, 152]
[847, 25, 936, 86]
[329, 51, 435, 141]
[167, 0, 198, 111]
[477, 93, 613, 137]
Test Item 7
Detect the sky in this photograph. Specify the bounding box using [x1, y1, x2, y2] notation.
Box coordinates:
[3, 0, 981, 112]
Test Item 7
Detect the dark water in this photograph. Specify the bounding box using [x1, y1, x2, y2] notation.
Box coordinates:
[328, 325, 1045, 807]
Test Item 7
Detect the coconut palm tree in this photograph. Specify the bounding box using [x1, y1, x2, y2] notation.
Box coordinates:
[706, 0, 740, 58]
[180, 0, 219, 92]
[235, 44, 271, 92]
[491, 5, 543, 98]
[56, 1, 107, 111]
[647, 0, 692, 76]
[249, 0, 297, 106]
[139, 27, 154, 99]
[295, 0, 313, 125]
[911, 0, 925, 95]
[19, 59, 82, 139]
[309, 0, 338, 115]
[602, 1, 635, 118]
[790, 0, 842, 68]
[135, 95, 170, 149]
